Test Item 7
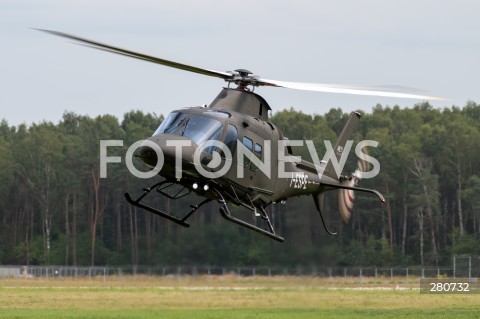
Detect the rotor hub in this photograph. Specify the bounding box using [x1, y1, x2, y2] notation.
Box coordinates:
[234, 69, 252, 77]
[228, 69, 261, 90]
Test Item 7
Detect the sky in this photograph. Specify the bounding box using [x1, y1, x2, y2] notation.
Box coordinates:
[1, 0, 479, 126]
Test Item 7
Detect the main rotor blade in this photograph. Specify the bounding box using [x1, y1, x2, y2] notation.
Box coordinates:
[258, 78, 447, 100]
[36, 29, 233, 80]
[37, 29, 446, 101]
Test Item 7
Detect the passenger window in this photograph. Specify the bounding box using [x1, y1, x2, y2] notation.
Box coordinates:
[250, 143, 263, 172]
[242, 136, 253, 166]
[255, 143, 262, 157]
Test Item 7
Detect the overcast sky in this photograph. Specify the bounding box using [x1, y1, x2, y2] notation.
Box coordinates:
[1, 1, 479, 126]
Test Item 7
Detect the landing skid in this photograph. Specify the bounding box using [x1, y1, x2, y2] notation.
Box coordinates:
[125, 181, 211, 227]
[212, 188, 284, 242]
[125, 180, 284, 242]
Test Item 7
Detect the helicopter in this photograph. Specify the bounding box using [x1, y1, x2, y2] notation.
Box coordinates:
[39, 29, 444, 242]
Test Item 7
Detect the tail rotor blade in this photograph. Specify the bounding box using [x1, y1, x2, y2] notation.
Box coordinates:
[338, 147, 372, 223]
[355, 146, 371, 179]
[338, 179, 355, 223]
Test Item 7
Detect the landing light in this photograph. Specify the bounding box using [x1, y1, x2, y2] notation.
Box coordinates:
[193, 183, 198, 190]
[204, 184, 209, 191]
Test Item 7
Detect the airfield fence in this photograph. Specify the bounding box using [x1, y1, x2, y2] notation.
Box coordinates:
[0, 265, 469, 279]
[0, 256, 477, 279]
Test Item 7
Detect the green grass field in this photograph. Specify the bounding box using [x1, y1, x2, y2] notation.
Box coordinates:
[0, 276, 478, 318]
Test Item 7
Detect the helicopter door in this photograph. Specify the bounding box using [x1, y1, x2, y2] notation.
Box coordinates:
[222, 124, 239, 181]
[241, 134, 271, 189]
[224, 124, 238, 159]
[241, 136, 255, 187]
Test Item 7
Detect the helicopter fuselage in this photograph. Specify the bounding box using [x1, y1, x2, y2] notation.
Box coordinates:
[139, 87, 332, 209]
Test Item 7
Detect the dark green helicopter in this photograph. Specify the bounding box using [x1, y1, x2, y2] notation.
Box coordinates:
[39, 30, 444, 242]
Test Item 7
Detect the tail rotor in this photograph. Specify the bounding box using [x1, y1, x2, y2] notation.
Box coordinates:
[338, 149, 371, 223]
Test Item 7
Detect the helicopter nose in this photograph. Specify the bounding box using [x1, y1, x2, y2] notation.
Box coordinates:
[138, 144, 158, 167]
[137, 134, 197, 174]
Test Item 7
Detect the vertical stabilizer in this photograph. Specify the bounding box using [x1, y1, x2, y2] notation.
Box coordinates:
[323, 112, 361, 179]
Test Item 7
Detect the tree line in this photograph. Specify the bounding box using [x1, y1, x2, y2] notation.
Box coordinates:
[1, 102, 479, 267]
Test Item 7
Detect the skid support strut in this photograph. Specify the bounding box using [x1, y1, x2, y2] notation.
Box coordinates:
[212, 188, 284, 242]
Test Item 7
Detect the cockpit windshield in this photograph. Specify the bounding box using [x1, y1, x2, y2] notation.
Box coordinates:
[153, 112, 188, 136]
[153, 112, 224, 146]
[183, 115, 223, 145]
